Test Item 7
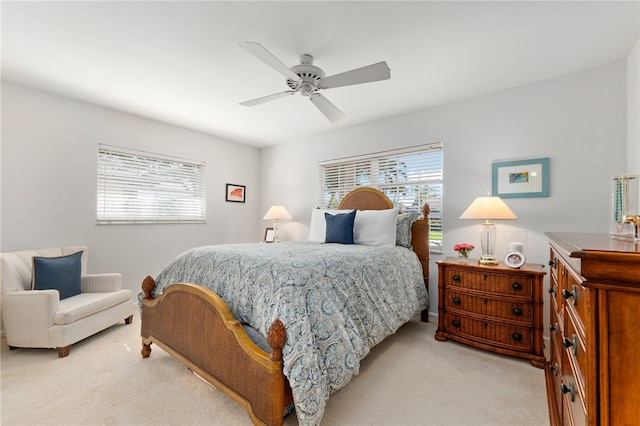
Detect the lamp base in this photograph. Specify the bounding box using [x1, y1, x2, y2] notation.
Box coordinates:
[479, 255, 498, 265]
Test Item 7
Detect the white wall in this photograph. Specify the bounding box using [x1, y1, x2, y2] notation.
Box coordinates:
[1, 82, 261, 294]
[260, 61, 629, 318]
[628, 39, 640, 175]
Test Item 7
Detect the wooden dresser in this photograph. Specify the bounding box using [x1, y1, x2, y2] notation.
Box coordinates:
[435, 257, 546, 368]
[545, 232, 640, 426]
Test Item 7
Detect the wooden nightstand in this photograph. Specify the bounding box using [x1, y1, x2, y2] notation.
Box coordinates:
[435, 257, 546, 368]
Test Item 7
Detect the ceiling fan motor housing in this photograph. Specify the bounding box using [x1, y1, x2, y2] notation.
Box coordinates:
[287, 54, 325, 96]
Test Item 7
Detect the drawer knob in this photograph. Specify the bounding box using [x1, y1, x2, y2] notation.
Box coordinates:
[512, 307, 523, 316]
[562, 285, 578, 305]
[563, 334, 579, 356]
[512, 282, 522, 291]
[550, 363, 558, 373]
[453, 297, 461, 305]
[548, 260, 554, 266]
[549, 322, 559, 334]
[452, 274, 461, 283]
[512, 333, 523, 341]
[452, 319, 461, 328]
[548, 286, 556, 294]
[560, 382, 576, 402]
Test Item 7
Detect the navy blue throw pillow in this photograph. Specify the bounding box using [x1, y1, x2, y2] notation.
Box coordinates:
[32, 251, 83, 300]
[325, 210, 356, 244]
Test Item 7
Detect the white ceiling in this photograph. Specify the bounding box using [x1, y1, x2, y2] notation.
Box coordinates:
[2, 1, 639, 148]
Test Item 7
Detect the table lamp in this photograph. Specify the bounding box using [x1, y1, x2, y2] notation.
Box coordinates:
[459, 196, 517, 264]
[263, 205, 292, 243]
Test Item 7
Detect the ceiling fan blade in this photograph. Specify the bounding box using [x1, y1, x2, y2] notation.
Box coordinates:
[239, 41, 300, 82]
[240, 91, 296, 106]
[309, 93, 346, 123]
[318, 61, 391, 89]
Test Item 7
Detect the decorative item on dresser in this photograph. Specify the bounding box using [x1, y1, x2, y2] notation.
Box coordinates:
[610, 173, 640, 239]
[545, 232, 640, 426]
[435, 257, 546, 368]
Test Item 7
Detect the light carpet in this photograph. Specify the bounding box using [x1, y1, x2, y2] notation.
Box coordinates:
[1, 311, 549, 425]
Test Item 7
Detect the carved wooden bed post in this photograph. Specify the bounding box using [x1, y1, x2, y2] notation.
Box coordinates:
[140, 275, 156, 358]
[412, 203, 431, 322]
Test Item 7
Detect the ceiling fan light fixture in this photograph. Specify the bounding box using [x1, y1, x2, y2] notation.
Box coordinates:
[239, 41, 390, 123]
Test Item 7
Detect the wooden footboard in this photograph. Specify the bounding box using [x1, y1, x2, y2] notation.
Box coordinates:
[140, 276, 293, 426]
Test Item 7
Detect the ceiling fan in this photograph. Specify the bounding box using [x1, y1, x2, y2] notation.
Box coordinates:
[239, 41, 391, 123]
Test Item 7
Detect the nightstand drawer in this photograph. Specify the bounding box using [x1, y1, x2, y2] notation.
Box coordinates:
[444, 268, 533, 298]
[443, 313, 533, 351]
[445, 290, 533, 323]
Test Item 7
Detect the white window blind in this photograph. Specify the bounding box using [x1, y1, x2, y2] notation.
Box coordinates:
[317, 143, 443, 252]
[97, 144, 206, 224]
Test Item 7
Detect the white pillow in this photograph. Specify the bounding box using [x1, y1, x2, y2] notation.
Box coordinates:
[308, 209, 354, 242]
[354, 208, 399, 247]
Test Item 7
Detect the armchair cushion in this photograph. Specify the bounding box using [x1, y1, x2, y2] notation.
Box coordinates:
[32, 251, 82, 299]
[53, 290, 132, 325]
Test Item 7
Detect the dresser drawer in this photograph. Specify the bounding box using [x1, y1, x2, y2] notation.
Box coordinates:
[561, 341, 587, 426]
[549, 272, 560, 313]
[564, 309, 587, 393]
[563, 392, 587, 426]
[549, 306, 563, 372]
[445, 290, 533, 323]
[549, 328, 563, 418]
[443, 313, 533, 351]
[445, 268, 533, 298]
[561, 271, 587, 336]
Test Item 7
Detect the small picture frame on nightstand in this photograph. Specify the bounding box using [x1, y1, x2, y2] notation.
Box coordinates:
[505, 251, 526, 268]
[264, 227, 275, 243]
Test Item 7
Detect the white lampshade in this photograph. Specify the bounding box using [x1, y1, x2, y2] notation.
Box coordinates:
[459, 196, 518, 220]
[460, 196, 517, 265]
[263, 205, 292, 221]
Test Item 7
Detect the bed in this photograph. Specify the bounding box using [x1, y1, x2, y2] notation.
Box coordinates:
[140, 187, 430, 426]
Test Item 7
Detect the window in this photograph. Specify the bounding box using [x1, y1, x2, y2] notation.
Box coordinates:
[317, 143, 443, 252]
[97, 144, 206, 224]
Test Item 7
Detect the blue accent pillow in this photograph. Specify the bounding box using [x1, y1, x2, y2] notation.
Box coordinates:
[325, 210, 356, 244]
[32, 251, 83, 300]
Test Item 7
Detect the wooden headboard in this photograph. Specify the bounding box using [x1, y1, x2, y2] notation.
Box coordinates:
[338, 187, 430, 321]
[338, 187, 395, 210]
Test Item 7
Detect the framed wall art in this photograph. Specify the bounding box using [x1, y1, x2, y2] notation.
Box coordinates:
[492, 157, 549, 198]
[225, 183, 246, 203]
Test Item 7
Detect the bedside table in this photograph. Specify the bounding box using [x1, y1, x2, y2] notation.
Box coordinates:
[435, 257, 546, 368]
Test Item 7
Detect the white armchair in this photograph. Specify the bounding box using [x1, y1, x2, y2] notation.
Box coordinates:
[1, 246, 133, 357]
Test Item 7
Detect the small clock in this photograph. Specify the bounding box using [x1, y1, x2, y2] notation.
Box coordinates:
[505, 251, 526, 268]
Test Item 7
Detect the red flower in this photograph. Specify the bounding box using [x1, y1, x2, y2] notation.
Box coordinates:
[454, 243, 475, 258]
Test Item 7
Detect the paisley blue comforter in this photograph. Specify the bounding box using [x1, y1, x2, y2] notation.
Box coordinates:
[152, 241, 428, 425]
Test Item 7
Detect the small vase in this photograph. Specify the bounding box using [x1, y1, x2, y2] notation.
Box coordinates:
[458, 252, 470, 263]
